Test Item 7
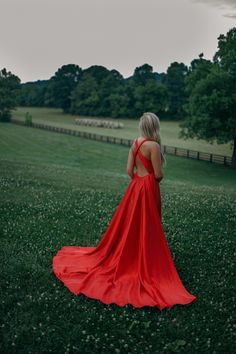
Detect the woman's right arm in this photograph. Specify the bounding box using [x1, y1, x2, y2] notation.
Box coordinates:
[150, 143, 164, 182]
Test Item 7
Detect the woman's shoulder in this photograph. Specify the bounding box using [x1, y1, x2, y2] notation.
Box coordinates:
[137, 136, 159, 146]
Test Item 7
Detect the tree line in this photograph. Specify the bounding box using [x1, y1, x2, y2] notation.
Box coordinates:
[16, 62, 185, 120]
[0, 27, 235, 166]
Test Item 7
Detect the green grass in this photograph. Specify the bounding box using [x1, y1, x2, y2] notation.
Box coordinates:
[0, 122, 235, 353]
[13, 107, 233, 157]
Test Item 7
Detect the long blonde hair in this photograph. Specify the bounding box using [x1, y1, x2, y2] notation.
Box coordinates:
[138, 112, 166, 167]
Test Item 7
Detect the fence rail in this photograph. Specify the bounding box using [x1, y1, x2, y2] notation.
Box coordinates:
[10, 118, 232, 167]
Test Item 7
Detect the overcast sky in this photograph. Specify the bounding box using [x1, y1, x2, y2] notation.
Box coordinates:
[0, 0, 235, 83]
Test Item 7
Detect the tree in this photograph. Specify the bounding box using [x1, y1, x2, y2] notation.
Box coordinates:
[133, 64, 155, 85]
[164, 62, 189, 118]
[127, 64, 168, 117]
[213, 27, 236, 77]
[70, 73, 99, 116]
[70, 66, 126, 117]
[17, 80, 48, 107]
[132, 80, 168, 117]
[46, 64, 82, 112]
[184, 56, 214, 93]
[179, 43, 236, 167]
[108, 88, 130, 118]
[0, 68, 21, 122]
[213, 27, 236, 167]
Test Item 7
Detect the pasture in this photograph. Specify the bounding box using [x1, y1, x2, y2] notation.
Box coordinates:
[0, 122, 235, 353]
[13, 107, 233, 157]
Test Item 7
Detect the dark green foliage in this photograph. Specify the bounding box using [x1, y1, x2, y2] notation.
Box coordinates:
[70, 73, 99, 116]
[16, 63, 173, 119]
[24, 112, 32, 126]
[181, 64, 235, 143]
[70, 65, 132, 118]
[132, 63, 155, 85]
[46, 64, 83, 112]
[17, 80, 49, 107]
[184, 57, 213, 93]
[213, 27, 236, 77]
[179, 27, 236, 167]
[164, 62, 189, 118]
[0, 67, 20, 122]
[125, 64, 169, 118]
[132, 77, 168, 117]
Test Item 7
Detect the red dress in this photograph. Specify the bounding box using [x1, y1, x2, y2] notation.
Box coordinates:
[52, 137, 197, 309]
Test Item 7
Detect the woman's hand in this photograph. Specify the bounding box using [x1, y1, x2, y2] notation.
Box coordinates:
[155, 175, 163, 183]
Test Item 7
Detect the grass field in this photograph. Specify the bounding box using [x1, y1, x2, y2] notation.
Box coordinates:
[0, 122, 235, 353]
[13, 107, 233, 157]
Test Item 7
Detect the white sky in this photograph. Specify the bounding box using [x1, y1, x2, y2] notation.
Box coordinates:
[0, 0, 235, 83]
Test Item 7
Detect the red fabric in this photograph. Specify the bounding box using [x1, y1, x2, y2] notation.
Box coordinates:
[133, 137, 154, 174]
[52, 138, 197, 309]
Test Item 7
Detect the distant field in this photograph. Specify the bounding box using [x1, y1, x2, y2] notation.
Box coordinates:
[0, 123, 235, 353]
[13, 107, 233, 157]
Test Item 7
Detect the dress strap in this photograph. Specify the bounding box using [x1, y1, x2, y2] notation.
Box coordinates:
[133, 138, 150, 159]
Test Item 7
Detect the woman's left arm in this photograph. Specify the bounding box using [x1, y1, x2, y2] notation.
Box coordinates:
[126, 147, 135, 179]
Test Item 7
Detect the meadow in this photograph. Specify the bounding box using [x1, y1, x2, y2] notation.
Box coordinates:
[0, 122, 235, 353]
[13, 107, 233, 157]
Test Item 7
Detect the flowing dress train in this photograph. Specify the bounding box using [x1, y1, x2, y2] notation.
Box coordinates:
[52, 137, 197, 309]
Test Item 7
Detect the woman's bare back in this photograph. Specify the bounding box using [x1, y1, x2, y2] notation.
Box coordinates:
[132, 137, 156, 177]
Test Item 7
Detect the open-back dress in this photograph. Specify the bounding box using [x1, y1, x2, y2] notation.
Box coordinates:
[52, 137, 197, 309]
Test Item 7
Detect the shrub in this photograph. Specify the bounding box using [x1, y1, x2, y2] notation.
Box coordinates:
[24, 112, 32, 126]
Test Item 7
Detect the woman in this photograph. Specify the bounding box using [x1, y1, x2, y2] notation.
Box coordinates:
[52, 112, 197, 309]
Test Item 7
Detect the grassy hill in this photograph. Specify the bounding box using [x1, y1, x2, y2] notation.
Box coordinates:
[0, 122, 235, 353]
[13, 107, 233, 157]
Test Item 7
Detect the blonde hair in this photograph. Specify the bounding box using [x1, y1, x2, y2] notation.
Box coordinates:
[138, 112, 166, 167]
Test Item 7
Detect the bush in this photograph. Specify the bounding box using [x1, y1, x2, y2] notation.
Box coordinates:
[24, 112, 32, 126]
[0, 110, 11, 122]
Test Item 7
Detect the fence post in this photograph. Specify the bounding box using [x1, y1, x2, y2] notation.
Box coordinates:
[210, 154, 213, 162]
[197, 151, 200, 160]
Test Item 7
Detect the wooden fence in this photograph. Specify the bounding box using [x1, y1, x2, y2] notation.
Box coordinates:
[10, 118, 232, 167]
